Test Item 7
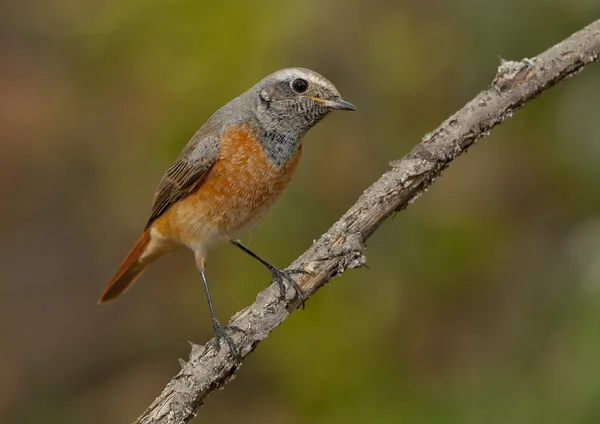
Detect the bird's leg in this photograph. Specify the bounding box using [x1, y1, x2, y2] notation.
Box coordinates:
[231, 239, 307, 309]
[195, 253, 242, 362]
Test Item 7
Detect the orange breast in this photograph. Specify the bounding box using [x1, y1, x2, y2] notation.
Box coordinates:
[153, 124, 302, 250]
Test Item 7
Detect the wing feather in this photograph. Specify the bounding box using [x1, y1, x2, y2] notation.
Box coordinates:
[145, 134, 220, 228]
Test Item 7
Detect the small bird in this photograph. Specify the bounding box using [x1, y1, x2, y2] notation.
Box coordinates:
[98, 68, 355, 356]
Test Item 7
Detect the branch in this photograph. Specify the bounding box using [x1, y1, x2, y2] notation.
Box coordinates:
[135, 19, 600, 424]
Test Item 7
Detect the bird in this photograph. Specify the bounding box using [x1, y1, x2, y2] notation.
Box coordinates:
[98, 67, 356, 357]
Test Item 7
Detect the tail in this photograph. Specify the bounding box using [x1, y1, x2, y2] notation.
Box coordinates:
[98, 229, 153, 303]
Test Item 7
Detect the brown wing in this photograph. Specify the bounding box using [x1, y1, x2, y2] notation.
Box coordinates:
[145, 134, 220, 228]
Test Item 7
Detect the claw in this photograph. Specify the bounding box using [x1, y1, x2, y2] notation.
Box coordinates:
[271, 268, 306, 310]
[212, 320, 243, 363]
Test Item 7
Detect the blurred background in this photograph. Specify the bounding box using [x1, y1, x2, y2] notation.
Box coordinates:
[2, 1, 600, 423]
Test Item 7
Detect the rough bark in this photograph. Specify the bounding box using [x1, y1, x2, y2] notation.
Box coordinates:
[135, 19, 600, 424]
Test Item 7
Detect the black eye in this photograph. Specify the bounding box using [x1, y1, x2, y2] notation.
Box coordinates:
[291, 78, 309, 93]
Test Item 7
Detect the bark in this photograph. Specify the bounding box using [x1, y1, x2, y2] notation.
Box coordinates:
[135, 19, 600, 424]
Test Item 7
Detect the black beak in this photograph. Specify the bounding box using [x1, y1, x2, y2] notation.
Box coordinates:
[328, 98, 357, 111]
[311, 97, 357, 111]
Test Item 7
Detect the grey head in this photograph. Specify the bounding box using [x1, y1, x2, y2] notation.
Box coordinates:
[240, 67, 356, 167]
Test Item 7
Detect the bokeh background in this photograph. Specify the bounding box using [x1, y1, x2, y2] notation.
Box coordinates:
[2, 1, 600, 423]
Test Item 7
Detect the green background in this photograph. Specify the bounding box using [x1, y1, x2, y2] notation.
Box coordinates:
[2, 1, 600, 423]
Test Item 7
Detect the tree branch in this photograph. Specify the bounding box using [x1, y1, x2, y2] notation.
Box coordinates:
[135, 19, 600, 424]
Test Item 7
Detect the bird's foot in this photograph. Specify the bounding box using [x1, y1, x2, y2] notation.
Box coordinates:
[270, 267, 309, 309]
[212, 319, 245, 363]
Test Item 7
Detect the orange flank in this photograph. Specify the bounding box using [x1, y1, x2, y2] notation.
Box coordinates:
[152, 124, 302, 247]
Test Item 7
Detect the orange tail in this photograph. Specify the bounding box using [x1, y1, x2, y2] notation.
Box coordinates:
[98, 230, 152, 303]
